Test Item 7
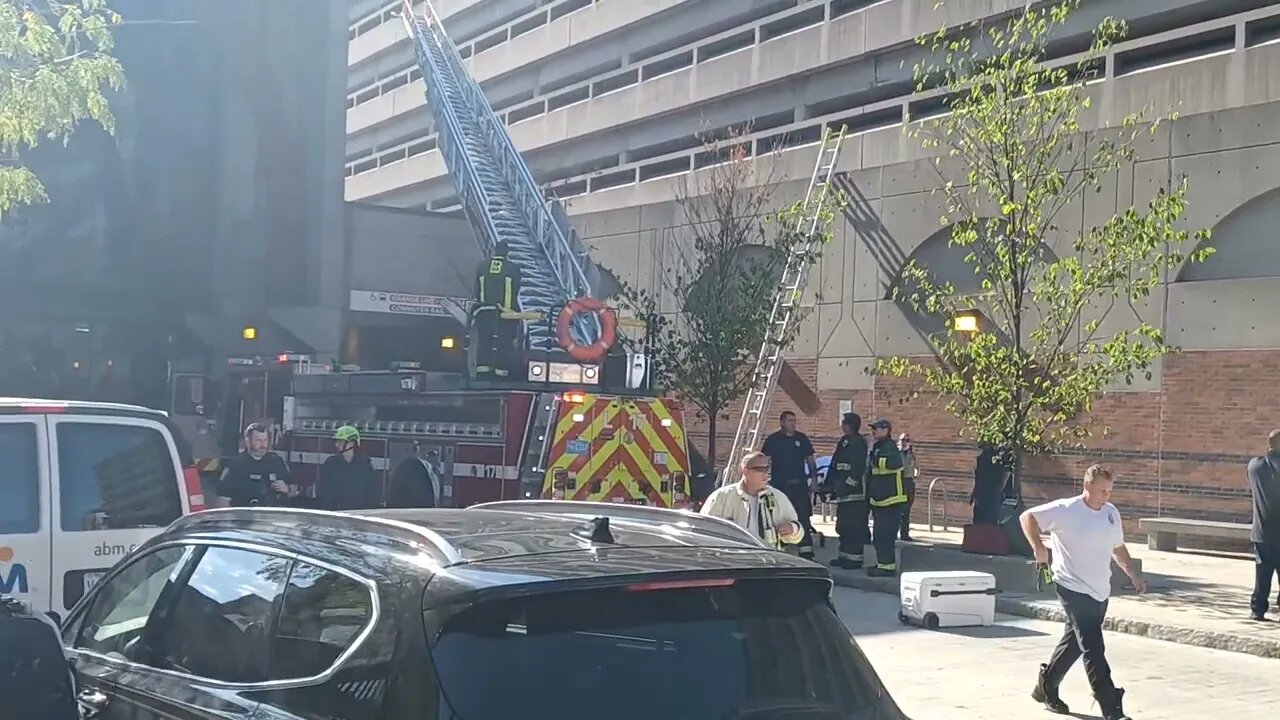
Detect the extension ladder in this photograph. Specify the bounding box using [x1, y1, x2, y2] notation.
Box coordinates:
[400, 0, 600, 349]
[719, 127, 846, 486]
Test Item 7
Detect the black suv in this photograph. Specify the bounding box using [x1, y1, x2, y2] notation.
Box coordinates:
[60, 501, 907, 719]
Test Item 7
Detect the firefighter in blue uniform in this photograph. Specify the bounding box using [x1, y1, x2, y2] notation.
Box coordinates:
[473, 241, 523, 377]
[761, 411, 818, 560]
[866, 418, 908, 577]
[823, 412, 869, 569]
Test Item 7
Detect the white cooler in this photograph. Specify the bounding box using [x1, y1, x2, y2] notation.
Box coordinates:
[898, 570, 997, 630]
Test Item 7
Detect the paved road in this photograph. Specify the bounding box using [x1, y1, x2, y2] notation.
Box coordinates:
[834, 587, 1277, 719]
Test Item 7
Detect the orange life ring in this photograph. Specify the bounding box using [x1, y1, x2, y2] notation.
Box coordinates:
[556, 296, 617, 363]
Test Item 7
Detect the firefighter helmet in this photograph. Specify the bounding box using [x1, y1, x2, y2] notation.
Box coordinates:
[334, 425, 361, 444]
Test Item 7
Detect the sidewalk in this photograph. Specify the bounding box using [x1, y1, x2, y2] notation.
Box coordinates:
[810, 517, 1280, 659]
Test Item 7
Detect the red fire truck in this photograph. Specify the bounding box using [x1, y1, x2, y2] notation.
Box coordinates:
[278, 357, 692, 509]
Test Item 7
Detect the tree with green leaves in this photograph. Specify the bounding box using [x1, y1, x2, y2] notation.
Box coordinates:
[610, 126, 838, 472]
[876, 0, 1213, 491]
[0, 0, 123, 221]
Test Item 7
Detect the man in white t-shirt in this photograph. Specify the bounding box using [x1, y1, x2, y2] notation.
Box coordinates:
[1020, 464, 1145, 720]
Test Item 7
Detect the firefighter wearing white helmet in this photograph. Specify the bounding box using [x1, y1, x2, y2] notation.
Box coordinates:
[316, 425, 382, 511]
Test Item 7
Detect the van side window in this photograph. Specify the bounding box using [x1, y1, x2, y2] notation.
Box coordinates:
[152, 546, 289, 684]
[72, 546, 188, 659]
[0, 423, 39, 535]
[270, 561, 374, 680]
[57, 423, 183, 532]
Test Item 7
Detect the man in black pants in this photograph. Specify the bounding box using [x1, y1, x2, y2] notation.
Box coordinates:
[761, 411, 818, 560]
[823, 413, 868, 569]
[1246, 429, 1280, 621]
[1020, 464, 1146, 720]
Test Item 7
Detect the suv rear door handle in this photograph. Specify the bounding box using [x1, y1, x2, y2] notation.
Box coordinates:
[77, 688, 109, 717]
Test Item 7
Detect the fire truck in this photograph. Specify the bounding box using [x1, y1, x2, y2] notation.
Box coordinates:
[278, 355, 691, 509]
[164, 1, 704, 509]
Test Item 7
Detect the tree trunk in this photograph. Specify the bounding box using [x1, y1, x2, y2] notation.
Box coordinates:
[707, 412, 718, 485]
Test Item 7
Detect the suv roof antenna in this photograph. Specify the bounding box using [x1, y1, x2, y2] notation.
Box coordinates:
[574, 516, 615, 544]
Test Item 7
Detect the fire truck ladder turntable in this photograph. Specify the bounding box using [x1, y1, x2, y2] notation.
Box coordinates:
[719, 127, 847, 487]
[400, 0, 602, 353]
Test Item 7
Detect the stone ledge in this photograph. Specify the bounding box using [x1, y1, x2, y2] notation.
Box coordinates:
[829, 571, 1280, 660]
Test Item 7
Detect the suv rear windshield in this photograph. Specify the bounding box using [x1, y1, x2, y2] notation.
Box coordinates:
[429, 577, 896, 719]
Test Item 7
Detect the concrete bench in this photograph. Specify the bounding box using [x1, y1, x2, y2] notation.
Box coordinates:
[1139, 517, 1251, 551]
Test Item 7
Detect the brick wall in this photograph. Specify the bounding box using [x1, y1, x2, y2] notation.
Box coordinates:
[685, 350, 1275, 531]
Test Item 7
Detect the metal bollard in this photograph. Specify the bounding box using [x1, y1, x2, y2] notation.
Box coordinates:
[927, 477, 950, 532]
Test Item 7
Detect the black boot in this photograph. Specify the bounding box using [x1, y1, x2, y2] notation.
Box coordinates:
[1030, 664, 1069, 714]
[1099, 687, 1131, 720]
[830, 555, 863, 570]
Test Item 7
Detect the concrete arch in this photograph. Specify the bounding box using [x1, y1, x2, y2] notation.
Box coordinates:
[886, 222, 1060, 301]
[1177, 187, 1280, 282]
[888, 222, 1059, 345]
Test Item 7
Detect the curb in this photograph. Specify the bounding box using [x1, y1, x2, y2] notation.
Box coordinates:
[830, 572, 1280, 660]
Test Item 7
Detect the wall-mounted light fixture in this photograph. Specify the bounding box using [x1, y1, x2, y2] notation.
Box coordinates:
[951, 310, 980, 334]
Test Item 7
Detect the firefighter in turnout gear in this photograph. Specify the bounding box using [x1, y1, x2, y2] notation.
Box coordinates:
[473, 240, 523, 377]
[823, 412, 869, 569]
[866, 418, 908, 577]
[316, 425, 381, 511]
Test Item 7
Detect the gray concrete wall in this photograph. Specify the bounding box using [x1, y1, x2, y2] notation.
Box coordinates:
[344, 0, 1268, 205]
[346, 204, 480, 298]
[573, 93, 1280, 394]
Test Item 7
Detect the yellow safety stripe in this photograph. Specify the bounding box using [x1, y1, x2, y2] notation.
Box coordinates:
[869, 461, 906, 506]
[503, 277, 513, 309]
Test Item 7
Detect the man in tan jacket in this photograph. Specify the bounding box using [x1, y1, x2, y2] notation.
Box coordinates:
[700, 451, 805, 550]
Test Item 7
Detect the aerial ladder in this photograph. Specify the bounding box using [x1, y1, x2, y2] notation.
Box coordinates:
[399, 0, 601, 351]
[719, 127, 847, 486]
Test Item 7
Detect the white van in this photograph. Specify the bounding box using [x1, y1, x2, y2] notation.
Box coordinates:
[0, 399, 203, 615]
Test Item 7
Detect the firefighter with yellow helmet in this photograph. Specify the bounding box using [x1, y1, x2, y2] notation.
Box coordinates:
[316, 425, 381, 511]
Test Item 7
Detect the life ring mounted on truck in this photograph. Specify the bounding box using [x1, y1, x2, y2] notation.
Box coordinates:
[556, 296, 617, 363]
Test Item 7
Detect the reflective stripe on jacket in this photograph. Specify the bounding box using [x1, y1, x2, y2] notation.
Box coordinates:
[867, 438, 908, 507]
[699, 481, 804, 549]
